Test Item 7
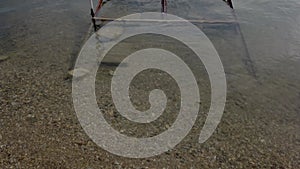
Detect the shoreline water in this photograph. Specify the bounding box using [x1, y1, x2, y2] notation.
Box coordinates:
[0, 0, 299, 168]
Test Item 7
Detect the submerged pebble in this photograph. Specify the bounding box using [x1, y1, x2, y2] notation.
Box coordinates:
[108, 70, 114, 76]
[0, 55, 9, 62]
[68, 68, 89, 78]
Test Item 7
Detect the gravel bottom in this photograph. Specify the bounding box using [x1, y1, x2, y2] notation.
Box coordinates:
[0, 0, 299, 168]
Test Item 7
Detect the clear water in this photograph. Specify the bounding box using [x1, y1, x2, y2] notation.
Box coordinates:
[0, 0, 299, 167]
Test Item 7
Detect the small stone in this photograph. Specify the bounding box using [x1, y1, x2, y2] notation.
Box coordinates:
[108, 70, 114, 76]
[26, 114, 37, 123]
[108, 109, 114, 116]
[27, 114, 35, 118]
[11, 102, 18, 106]
[0, 55, 9, 62]
[68, 68, 89, 78]
[113, 161, 122, 168]
[165, 124, 170, 129]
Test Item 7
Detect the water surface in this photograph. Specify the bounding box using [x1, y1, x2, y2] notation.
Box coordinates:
[0, 0, 299, 168]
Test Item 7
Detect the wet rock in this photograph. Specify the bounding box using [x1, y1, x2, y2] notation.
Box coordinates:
[0, 55, 9, 62]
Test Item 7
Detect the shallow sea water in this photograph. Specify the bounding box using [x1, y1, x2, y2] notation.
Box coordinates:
[0, 0, 299, 168]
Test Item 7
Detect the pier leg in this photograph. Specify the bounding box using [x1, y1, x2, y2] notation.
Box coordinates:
[90, 9, 97, 31]
[161, 0, 167, 13]
[227, 0, 233, 9]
